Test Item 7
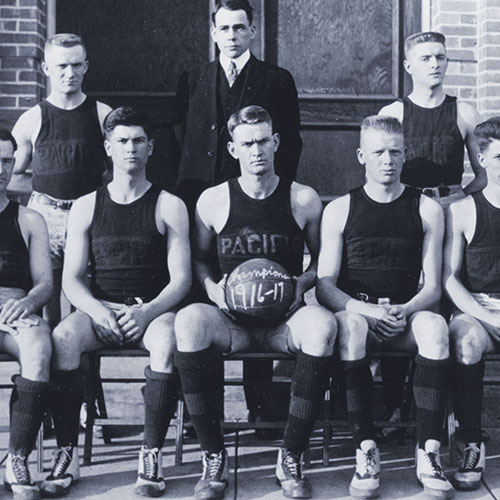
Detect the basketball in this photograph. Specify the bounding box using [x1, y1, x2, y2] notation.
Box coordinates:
[225, 258, 295, 323]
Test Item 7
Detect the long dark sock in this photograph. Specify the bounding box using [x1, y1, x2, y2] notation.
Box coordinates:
[174, 347, 224, 453]
[283, 351, 331, 453]
[344, 357, 375, 448]
[451, 360, 484, 443]
[9, 376, 49, 456]
[50, 369, 83, 448]
[413, 355, 449, 448]
[143, 366, 178, 449]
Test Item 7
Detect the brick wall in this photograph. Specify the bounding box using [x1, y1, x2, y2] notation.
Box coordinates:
[0, 0, 47, 129]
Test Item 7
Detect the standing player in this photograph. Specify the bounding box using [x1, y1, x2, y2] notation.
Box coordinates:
[40, 107, 191, 498]
[12, 33, 112, 329]
[0, 128, 53, 500]
[317, 116, 453, 499]
[378, 31, 482, 434]
[443, 117, 500, 490]
[380, 31, 483, 202]
[174, 106, 336, 500]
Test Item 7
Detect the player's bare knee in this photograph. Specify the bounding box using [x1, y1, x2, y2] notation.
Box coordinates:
[335, 311, 368, 360]
[174, 304, 213, 351]
[413, 311, 449, 359]
[51, 319, 82, 366]
[147, 329, 176, 372]
[296, 306, 337, 356]
[449, 319, 484, 365]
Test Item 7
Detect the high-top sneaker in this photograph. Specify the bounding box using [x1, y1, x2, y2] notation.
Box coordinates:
[4, 453, 40, 500]
[275, 448, 312, 499]
[134, 447, 165, 497]
[454, 442, 485, 491]
[416, 440, 454, 499]
[194, 449, 229, 500]
[349, 440, 380, 498]
[40, 446, 80, 498]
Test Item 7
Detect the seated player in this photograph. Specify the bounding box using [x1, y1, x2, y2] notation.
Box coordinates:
[174, 105, 337, 500]
[316, 116, 453, 499]
[0, 128, 53, 500]
[444, 117, 500, 490]
[40, 107, 191, 498]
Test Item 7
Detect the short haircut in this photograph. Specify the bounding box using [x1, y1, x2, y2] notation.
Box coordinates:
[227, 105, 272, 138]
[0, 127, 17, 152]
[103, 106, 152, 140]
[360, 115, 404, 141]
[212, 0, 253, 25]
[45, 33, 87, 58]
[474, 117, 500, 153]
[404, 31, 446, 57]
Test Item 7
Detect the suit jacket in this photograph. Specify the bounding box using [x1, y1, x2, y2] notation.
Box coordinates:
[173, 54, 302, 199]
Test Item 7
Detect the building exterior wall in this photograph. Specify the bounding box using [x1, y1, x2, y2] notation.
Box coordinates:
[0, 0, 47, 129]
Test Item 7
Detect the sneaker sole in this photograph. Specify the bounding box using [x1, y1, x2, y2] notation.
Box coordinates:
[349, 485, 380, 499]
[4, 481, 41, 500]
[454, 479, 481, 492]
[40, 478, 78, 498]
[275, 478, 312, 499]
[417, 478, 454, 499]
[134, 485, 166, 498]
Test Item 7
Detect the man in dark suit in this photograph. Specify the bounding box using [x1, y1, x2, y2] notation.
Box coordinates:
[174, 0, 302, 213]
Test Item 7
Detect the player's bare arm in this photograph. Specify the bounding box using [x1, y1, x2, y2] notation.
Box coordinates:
[62, 193, 122, 344]
[444, 196, 500, 331]
[0, 207, 52, 325]
[378, 101, 403, 122]
[458, 102, 485, 195]
[289, 182, 322, 309]
[193, 183, 231, 309]
[400, 195, 444, 316]
[11, 106, 41, 174]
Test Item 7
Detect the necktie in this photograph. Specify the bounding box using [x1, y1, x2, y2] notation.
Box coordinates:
[227, 60, 239, 87]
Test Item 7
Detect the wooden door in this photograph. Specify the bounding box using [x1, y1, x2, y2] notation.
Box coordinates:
[57, 0, 420, 198]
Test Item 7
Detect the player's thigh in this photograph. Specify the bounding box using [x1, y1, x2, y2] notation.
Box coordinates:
[52, 310, 106, 354]
[140, 311, 176, 356]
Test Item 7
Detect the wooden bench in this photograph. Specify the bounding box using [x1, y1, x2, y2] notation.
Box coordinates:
[0, 353, 44, 472]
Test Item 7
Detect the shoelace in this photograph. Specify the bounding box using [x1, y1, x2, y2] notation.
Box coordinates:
[283, 450, 302, 479]
[425, 452, 446, 478]
[51, 447, 72, 477]
[462, 444, 480, 470]
[142, 448, 159, 479]
[362, 448, 378, 475]
[202, 451, 225, 480]
[11, 455, 31, 484]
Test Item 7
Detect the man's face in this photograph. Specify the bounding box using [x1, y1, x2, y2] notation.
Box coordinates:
[404, 42, 448, 89]
[211, 8, 255, 59]
[479, 138, 500, 187]
[42, 44, 88, 95]
[104, 125, 153, 174]
[357, 129, 405, 186]
[228, 122, 279, 176]
[0, 140, 15, 192]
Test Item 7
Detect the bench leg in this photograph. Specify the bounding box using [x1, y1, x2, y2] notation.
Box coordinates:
[36, 425, 44, 473]
[174, 399, 184, 466]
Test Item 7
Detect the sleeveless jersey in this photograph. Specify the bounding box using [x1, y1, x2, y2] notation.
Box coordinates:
[0, 202, 32, 292]
[217, 178, 304, 277]
[88, 185, 169, 302]
[402, 95, 464, 187]
[338, 186, 423, 303]
[463, 192, 500, 293]
[31, 97, 106, 200]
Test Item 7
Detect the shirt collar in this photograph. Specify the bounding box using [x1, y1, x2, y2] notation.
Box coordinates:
[219, 50, 251, 73]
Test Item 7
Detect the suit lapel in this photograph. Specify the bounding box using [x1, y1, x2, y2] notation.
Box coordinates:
[240, 55, 266, 105]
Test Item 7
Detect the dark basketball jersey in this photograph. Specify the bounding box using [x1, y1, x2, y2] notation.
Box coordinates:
[463, 191, 500, 293]
[402, 95, 464, 187]
[338, 186, 423, 303]
[217, 178, 304, 278]
[88, 185, 169, 302]
[31, 97, 106, 200]
[0, 202, 32, 292]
